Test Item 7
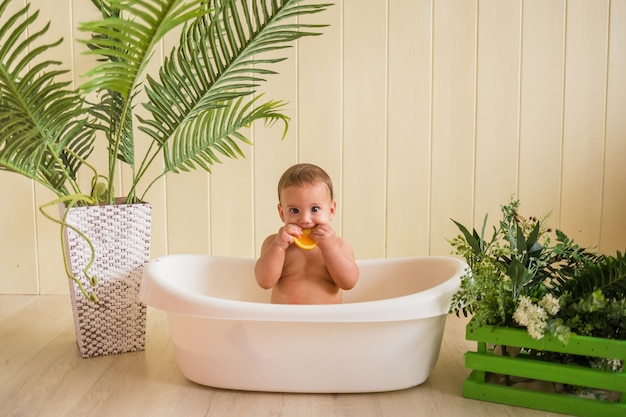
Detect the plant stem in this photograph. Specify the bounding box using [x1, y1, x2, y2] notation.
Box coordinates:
[128, 141, 164, 202]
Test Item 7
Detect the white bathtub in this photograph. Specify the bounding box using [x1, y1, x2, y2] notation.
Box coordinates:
[139, 254, 465, 393]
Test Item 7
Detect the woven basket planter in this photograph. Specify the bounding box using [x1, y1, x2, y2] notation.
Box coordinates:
[61, 200, 152, 358]
[462, 317, 626, 417]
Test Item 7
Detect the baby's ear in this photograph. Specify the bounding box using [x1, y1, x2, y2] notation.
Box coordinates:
[277, 203, 285, 222]
[329, 200, 337, 219]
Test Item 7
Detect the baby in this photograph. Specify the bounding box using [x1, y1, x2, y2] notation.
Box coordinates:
[254, 163, 359, 304]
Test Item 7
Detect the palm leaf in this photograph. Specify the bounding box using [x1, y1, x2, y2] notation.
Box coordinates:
[156, 95, 288, 174]
[78, 0, 211, 200]
[87, 90, 135, 165]
[0, 0, 94, 196]
[132, 0, 330, 191]
[80, 0, 210, 97]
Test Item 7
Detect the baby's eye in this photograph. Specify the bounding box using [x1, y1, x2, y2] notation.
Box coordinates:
[289, 208, 299, 214]
[311, 206, 320, 213]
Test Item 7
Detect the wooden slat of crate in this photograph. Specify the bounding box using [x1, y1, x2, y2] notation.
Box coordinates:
[462, 318, 626, 417]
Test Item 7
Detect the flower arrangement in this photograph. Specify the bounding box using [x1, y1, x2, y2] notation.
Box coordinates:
[449, 198, 626, 370]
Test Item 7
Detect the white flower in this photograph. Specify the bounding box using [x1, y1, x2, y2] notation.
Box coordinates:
[539, 293, 560, 316]
[604, 359, 624, 372]
[527, 320, 547, 340]
[513, 296, 548, 339]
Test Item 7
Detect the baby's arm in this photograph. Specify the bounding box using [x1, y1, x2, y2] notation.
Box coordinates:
[254, 225, 299, 289]
[311, 225, 359, 290]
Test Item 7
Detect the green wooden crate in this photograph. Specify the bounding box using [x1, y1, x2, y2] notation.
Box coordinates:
[462, 317, 626, 417]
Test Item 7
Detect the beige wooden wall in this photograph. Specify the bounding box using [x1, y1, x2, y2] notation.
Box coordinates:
[1, 0, 625, 295]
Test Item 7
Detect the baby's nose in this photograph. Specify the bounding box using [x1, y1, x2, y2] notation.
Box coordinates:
[299, 212, 312, 224]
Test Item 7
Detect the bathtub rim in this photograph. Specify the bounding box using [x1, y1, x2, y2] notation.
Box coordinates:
[139, 254, 466, 323]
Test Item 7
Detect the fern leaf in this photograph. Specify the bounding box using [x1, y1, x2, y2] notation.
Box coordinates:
[558, 251, 626, 300]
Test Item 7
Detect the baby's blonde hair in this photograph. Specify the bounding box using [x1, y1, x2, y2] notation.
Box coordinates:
[277, 163, 334, 202]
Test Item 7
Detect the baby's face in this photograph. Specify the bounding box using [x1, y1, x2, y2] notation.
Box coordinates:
[278, 182, 336, 229]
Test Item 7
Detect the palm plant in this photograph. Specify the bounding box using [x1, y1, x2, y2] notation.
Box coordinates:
[0, 0, 330, 297]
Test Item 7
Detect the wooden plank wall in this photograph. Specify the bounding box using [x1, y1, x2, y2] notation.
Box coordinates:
[1, 0, 625, 295]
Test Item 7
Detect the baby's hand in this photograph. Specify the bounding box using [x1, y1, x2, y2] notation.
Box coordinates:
[273, 224, 302, 250]
[309, 224, 337, 250]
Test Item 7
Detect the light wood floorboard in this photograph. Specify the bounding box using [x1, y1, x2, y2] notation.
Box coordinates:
[0, 295, 569, 417]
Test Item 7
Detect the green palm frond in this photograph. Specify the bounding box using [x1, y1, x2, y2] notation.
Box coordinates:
[79, 0, 211, 202]
[131, 0, 330, 194]
[0, 0, 94, 196]
[89, 0, 116, 18]
[88, 90, 135, 165]
[557, 251, 626, 301]
[80, 0, 210, 97]
[161, 95, 287, 173]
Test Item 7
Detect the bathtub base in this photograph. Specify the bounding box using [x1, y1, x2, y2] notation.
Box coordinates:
[168, 314, 447, 393]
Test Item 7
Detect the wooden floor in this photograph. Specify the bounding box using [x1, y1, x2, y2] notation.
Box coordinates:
[0, 295, 569, 417]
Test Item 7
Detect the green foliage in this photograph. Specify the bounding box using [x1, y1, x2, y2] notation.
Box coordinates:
[449, 197, 626, 343]
[0, 0, 331, 299]
[0, 0, 331, 203]
[448, 222, 514, 327]
[0, 1, 92, 196]
[557, 251, 626, 301]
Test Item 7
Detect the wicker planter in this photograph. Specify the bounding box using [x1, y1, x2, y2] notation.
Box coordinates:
[462, 317, 626, 417]
[61, 200, 152, 358]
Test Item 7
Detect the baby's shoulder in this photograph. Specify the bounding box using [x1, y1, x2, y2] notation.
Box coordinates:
[260, 233, 278, 247]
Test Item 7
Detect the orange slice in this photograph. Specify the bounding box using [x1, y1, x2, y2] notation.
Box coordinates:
[293, 228, 317, 250]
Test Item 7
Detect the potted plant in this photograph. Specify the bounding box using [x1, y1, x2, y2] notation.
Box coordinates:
[0, 0, 330, 357]
[449, 198, 626, 417]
